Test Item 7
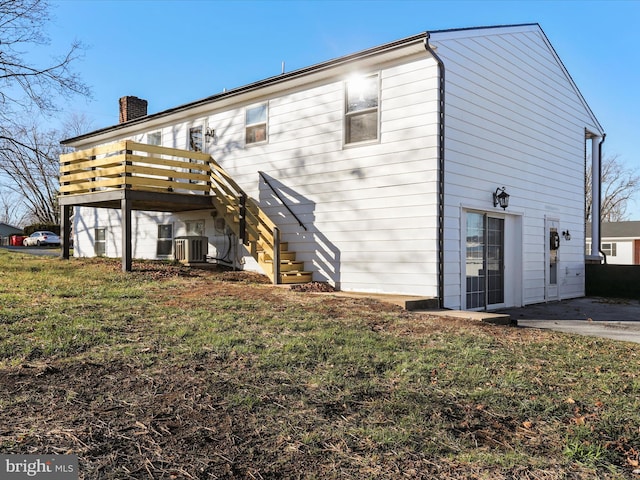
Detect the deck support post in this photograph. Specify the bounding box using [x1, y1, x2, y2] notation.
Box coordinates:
[61, 204, 72, 260]
[122, 197, 132, 272]
[273, 227, 280, 285]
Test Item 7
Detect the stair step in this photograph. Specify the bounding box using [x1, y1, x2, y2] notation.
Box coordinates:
[280, 271, 313, 284]
[256, 242, 288, 252]
[265, 260, 304, 272]
[262, 251, 296, 261]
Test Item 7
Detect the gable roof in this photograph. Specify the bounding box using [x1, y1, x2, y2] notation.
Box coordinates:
[587, 221, 640, 239]
[0, 223, 23, 236]
[62, 23, 603, 147]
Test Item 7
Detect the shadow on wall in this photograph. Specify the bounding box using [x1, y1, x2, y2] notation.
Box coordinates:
[75, 207, 147, 258]
[258, 172, 341, 288]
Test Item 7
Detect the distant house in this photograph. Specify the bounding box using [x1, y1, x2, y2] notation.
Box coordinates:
[0, 223, 23, 245]
[59, 24, 605, 310]
[586, 221, 640, 265]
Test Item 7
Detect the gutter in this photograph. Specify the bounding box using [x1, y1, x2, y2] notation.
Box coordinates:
[598, 134, 607, 263]
[424, 33, 445, 308]
[61, 33, 427, 146]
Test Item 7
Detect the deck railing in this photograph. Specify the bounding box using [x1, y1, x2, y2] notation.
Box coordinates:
[60, 141, 281, 283]
[59, 140, 211, 196]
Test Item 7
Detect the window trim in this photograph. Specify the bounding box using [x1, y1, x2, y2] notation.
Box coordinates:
[344, 73, 380, 146]
[245, 103, 268, 146]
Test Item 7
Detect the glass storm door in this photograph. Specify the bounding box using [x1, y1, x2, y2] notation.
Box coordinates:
[466, 212, 505, 309]
[546, 218, 560, 301]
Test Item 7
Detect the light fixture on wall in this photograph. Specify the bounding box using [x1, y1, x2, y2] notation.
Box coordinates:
[205, 127, 216, 142]
[562, 230, 571, 241]
[493, 187, 510, 210]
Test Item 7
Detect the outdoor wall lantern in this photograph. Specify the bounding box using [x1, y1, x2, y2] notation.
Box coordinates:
[205, 127, 216, 142]
[562, 230, 571, 241]
[493, 187, 510, 210]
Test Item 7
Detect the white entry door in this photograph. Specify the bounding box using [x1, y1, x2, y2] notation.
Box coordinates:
[545, 217, 560, 301]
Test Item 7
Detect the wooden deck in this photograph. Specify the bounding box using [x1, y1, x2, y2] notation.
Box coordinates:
[59, 141, 312, 284]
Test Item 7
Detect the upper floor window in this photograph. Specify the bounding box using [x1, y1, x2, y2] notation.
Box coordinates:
[148, 131, 162, 146]
[345, 74, 379, 144]
[246, 103, 267, 144]
[189, 126, 203, 152]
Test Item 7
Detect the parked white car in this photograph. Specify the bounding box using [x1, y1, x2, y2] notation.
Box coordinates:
[23, 231, 61, 247]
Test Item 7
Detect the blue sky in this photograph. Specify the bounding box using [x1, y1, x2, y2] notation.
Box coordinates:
[45, 0, 640, 217]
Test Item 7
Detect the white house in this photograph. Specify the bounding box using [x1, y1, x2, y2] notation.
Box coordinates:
[59, 23, 604, 311]
[586, 222, 640, 265]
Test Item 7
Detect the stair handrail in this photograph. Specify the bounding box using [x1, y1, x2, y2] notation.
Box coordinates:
[207, 157, 280, 283]
[258, 171, 307, 231]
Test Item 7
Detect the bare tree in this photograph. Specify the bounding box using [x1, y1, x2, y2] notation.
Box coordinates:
[586, 154, 640, 223]
[0, 0, 91, 225]
[0, 125, 61, 223]
[0, 0, 90, 152]
[0, 190, 29, 226]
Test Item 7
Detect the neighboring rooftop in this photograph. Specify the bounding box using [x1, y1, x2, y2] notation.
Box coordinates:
[587, 221, 640, 238]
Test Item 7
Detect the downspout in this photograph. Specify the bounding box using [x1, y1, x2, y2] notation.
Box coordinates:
[598, 134, 607, 263]
[424, 33, 445, 308]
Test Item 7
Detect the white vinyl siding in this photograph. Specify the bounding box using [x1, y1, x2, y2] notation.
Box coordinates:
[437, 26, 596, 307]
[69, 26, 601, 305]
[198, 58, 439, 296]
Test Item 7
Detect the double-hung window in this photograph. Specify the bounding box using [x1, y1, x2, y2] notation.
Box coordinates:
[245, 103, 267, 145]
[157, 224, 173, 257]
[345, 74, 379, 144]
[601, 242, 617, 257]
[188, 126, 204, 184]
[189, 126, 203, 152]
[95, 228, 106, 256]
[186, 220, 205, 237]
[148, 131, 161, 146]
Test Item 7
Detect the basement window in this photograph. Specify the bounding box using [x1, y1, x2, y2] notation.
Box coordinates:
[186, 220, 205, 237]
[345, 74, 379, 144]
[157, 224, 173, 257]
[95, 228, 106, 257]
[245, 103, 267, 145]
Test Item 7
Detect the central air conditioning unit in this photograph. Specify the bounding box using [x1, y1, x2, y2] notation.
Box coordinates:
[174, 236, 208, 263]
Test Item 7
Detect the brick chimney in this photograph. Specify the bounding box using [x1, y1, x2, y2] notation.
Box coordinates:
[119, 96, 148, 123]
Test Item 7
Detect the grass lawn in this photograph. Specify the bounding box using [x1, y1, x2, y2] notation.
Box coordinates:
[0, 249, 639, 479]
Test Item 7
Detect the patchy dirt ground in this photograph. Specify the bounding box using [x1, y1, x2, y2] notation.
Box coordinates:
[0, 262, 626, 479]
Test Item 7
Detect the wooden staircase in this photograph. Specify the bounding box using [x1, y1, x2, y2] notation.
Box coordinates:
[207, 157, 312, 285]
[58, 141, 312, 282]
[259, 242, 312, 284]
